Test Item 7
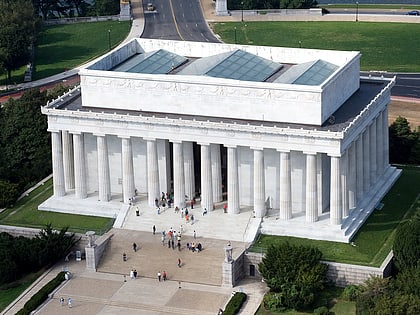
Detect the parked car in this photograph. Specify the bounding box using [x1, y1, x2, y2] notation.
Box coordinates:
[407, 10, 420, 16]
[147, 3, 155, 11]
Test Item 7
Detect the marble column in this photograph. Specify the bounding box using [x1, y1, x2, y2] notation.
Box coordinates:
[305, 152, 318, 222]
[73, 132, 87, 199]
[121, 137, 135, 204]
[330, 155, 342, 225]
[279, 151, 292, 220]
[369, 120, 377, 186]
[253, 148, 266, 218]
[97, 134, 111, 202]
[51, 130, 65, 197]
[173, 141, 186, 209]
[200, 143, 213, 212]
[341, 149, 349, 218]
[211, 144, 223, 203]
[383, 107, 390, 168]
[376, 111, 384, 176]
[317, 154, 324, 216]
[183, 141, 195, 202]
[227, 146, 240, 214]
[356, 135, 364, 202]
[348, 142, 357, 211]
[363, 128, 371, 194]
[147, 139, 160, 207]
[62, 130, 74, 190]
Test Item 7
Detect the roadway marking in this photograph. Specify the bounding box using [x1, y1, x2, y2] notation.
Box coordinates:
[169, 0, 185, 41]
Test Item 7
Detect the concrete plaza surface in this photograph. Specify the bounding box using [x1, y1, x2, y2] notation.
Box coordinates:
[2, 228, 268, 315]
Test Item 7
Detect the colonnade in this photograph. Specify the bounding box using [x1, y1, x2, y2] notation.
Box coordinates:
[49, 108, 389, 225]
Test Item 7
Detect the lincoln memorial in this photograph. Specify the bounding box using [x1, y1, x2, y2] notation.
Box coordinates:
[39, 38, 400, 242]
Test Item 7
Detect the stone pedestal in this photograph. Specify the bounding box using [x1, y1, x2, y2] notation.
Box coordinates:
[120, 0, 131, 20]
[85, 246, 97, 271]
[216, 0, 229, 16]
[222, 261, 234, 287]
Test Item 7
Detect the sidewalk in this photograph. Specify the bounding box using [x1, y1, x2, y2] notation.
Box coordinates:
[1, 229, 268, 315]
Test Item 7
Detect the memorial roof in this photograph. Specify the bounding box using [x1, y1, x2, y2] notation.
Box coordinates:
[50, 78, 387, 133]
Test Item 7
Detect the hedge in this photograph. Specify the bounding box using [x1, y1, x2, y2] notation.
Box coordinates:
[222, 292, 247, 315]
[16, 271, 66, 315]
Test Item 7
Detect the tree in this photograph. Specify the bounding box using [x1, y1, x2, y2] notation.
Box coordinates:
[259, 242, 328, 310]
[0, 0, 39, 82]
[393, 218, 420, 272]
[0, 89, 51, 191]
[0, 180, 19, 208]
[388, 116, 417, 164]
[93, 0, 120, 16]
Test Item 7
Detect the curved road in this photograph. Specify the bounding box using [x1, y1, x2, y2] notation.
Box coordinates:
[141, 0, 219, 42]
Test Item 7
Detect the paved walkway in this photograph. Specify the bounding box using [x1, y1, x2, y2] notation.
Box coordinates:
[2, 228, 268, 315]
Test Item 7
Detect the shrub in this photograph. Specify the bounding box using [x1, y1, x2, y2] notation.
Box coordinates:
[393, 218, 420, 272]
[263, 292, 286, 312]
[16, 271, 66, 315]
[258, 242, 328, 310]
[314, 306, 330, 315]
[222, 292, 247, 315]
[342, 284, 362, 302]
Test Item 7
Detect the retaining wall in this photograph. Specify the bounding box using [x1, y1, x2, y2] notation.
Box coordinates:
[241, 250, 394, 287]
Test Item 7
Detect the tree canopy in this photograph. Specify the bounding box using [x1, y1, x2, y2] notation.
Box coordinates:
[0, 86, 68, 207]
[0, 0, 39, 81]
[259, 242, 328, 311]
[0, 224, 78, 284]
[389, 116, 420, 165]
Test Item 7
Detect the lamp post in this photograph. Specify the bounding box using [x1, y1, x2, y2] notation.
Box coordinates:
[108, 29, 111, 51]
[241, 2, 244, 22]
[234, 27, 237, 44]
[299, 40, 302, 48]
[355, 1, 359, 22]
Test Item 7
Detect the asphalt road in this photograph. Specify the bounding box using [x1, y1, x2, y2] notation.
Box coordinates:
[141, 0, 219, 42]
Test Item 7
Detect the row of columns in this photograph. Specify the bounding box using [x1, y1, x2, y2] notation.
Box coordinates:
[49, 108, 389, 223]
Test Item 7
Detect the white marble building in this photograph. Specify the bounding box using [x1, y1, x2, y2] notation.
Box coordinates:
[40, 38, 400, 242]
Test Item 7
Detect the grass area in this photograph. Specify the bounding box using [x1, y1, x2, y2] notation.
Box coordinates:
[212, 21, 420, 72]
[0, 178, 114, 235]
[249, 166, 420, 266]
[0, 270, 44, 312]
[0, 20, 130, 86]
[33, 20, 131, 80]
[255, 286, 355, 315]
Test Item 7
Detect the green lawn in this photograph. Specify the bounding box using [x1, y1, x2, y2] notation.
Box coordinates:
[212, 21, 420, 72]
[0, 20, 130, 86]
[0, 178, 114, 235]
[249, 166, 420, 266]
[33, 20, 131, 80]
[0, 270, 44, 312]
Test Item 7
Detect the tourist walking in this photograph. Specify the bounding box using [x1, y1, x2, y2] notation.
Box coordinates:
[132, 242, 137, 252]
[153, 225, 156, 235]
[178, 258, 182, 268]
[163, 270, 167, 281]
[193, 230, 196, 239]
[68, 297, 73, 308]
[157, 271, 161, 281]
